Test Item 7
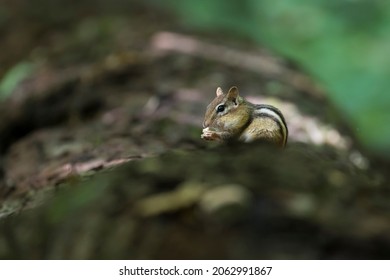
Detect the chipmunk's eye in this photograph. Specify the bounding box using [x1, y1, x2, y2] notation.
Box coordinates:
[216, 104, 225, 113]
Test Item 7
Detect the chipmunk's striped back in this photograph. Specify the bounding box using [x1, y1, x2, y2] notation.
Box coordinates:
[253, 104, 288, 147]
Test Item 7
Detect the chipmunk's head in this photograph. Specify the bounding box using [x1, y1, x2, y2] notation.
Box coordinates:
[203, 86, 246, 128]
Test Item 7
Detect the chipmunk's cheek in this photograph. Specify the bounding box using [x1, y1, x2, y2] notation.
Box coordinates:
[220, 116, 239, 130]
[206, 120, 219, 131]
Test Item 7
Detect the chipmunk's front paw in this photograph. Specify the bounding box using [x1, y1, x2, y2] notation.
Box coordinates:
[201, 127, 221, 141]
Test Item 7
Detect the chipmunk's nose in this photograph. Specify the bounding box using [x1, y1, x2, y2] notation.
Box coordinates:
[202, 120, 209, 128]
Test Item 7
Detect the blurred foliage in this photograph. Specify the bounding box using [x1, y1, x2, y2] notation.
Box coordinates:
[0, 62, 34, 100]
[159, 0, 390, 154]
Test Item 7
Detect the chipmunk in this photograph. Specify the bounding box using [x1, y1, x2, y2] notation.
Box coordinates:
[201, 86, 288, 147]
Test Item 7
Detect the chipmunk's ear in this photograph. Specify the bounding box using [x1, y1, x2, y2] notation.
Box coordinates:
[227, 86, 239, 101]
[216, 87, 224, 97]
